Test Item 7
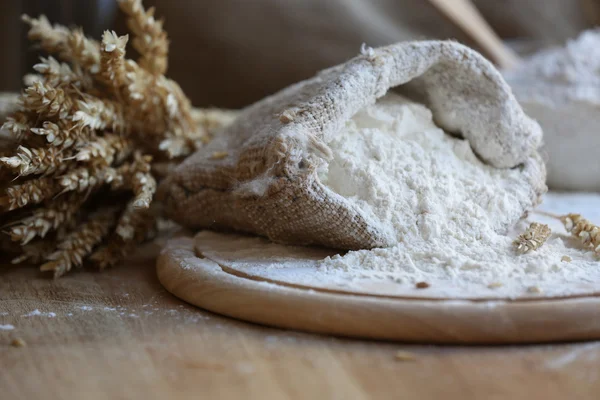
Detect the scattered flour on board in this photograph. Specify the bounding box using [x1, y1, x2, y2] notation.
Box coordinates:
[0, 324, 15, 330]
[315, 94, 600, 298]
[22, 309, 56, 318]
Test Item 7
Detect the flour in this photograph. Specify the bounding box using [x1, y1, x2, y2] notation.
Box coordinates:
[504, 29, 600, 191]
[320, 92, 540, 242]
[505, 30, 600, 85]
[315, 94, 599, 298]
[22, 309, 56, 318]
[0, 324, 15, 330]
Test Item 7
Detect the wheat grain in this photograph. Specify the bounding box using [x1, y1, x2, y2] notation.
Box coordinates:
[74, 133, 132, 166]
[31, 120, 92, 148]
[211, 151, 229, 160]
[99, 30, 130, 93]
[394, 351, 416, 362]
[130, 170, 156, 209]
[7, 194, 82, 244]
[0, 145, 67, 176]
[513, 222, 551, 254]
[1, 112, 31, 142]
[40, 208, 117, 277]
[23, 15, 101, 76]
[66, 28, 101, 74]
[2, 2, 236, 277]
[57, 164, 114, 194]
[33, 56, 91, 89]
[91, 206, 155, 269]
[21, 81, 74, 119]
[21, 15, 70, 56]
[72, 96, 128, 133]
[110, 152, 155, 208]
[158, 137, 195, 158]
[561, 214, 600, 254]
[12, 219, 74, 264]
[23, 74, 43, 86]
[118, 0, 169, 76]
[11, 338, 27, 348]
[1, 176, 60, 211]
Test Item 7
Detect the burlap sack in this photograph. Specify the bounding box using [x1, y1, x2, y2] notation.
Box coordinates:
[159, 41, 546, 250]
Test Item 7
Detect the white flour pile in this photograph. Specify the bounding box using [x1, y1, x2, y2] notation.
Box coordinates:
[504, 29, 600, 191]
[314, 93, 599, 298]
[320, 93, 538, 241]
[505, 30, 600, 85]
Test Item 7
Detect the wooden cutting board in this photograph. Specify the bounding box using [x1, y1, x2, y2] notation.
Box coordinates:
[157, 232, 600, 344]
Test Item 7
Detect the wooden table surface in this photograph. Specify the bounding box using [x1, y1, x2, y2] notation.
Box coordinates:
[2, 239, 600, 400]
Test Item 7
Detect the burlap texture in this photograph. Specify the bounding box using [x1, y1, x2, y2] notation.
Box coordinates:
[159, 41, 546, 250]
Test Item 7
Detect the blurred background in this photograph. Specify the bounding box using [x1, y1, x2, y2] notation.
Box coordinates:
[1, 0, 599, 108]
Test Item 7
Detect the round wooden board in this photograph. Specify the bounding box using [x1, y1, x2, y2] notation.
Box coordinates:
[157, 236, 600, 344]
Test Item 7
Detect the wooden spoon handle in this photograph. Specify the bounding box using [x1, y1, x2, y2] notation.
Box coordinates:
[428, 0, 520, 69]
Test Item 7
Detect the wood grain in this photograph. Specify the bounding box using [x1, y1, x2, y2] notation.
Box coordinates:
[2, 236, 600, 400]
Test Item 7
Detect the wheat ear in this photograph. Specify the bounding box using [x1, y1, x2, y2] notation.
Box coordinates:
[535, 210, 600, 255]
[40, 208, 118, 278]
[118, 0, 169, 76]
[513, 222, 551, 254]
[6, 194, 82, 244]
[0, 176, 60, 211]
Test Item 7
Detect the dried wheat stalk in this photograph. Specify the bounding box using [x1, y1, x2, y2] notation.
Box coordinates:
[99, 31, 130, 92]
[2, 112, 30, 142]
[40, 208, 118, 278]
[13, 235, 62, 264]
[21, 81, 74, 119]
[30, 120, 92, 148]
[118, 0, 169, 76]
[33, 56, 92, 90]
[91, 206, 155, 269]
[10, 214, 77, 263]
[561, 214, 600, 254]
[21, 15, 71, 58]
[0, 176, 60, 211]
[0, 1, 238, 277]
[0, 145, 68, 176]
[513, 222, 551, 254]
[535, 211, 600, 256]
[6, 194, 83, 245]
